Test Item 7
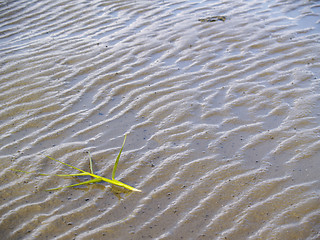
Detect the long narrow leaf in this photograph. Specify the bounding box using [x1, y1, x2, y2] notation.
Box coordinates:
[10, 169, 88, 177]
[88, 152, 94, 174]
[112, 135, 126, 180]
[111, 179, 141, 192]
[46, 156, 87, 173]
[46, 178, 102, 191]
[10, 169, 36, 174]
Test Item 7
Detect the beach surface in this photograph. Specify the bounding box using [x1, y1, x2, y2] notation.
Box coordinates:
[1, 0, 320, 239]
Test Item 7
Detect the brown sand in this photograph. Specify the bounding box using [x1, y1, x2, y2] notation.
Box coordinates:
[0, 0, 320, 239]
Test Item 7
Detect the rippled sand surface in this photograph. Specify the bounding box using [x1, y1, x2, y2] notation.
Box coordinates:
[1, 0, 320, 239]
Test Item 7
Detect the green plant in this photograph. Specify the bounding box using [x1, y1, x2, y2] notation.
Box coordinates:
[11, 135, 141, 192]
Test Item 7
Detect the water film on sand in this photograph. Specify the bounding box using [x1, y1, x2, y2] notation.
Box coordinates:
[1, 0, 320, 239]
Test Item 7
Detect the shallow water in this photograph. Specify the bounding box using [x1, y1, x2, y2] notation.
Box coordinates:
[1, 0, 320, 239]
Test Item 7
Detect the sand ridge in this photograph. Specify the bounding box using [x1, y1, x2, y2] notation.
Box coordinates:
[0, 0, 320, 239]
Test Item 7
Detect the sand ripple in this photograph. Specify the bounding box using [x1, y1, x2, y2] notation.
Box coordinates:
[1, 0, 320, 239]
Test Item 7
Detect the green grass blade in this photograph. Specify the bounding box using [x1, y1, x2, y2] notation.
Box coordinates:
[10, 169, 35, 174]
[111, 179, 141, 192]
[112, 135, 126, 180]
[92, 175, 115, 184]
[54, 173, 89, 177]
[10, 169, 54, 177]
[10, 169, 88, 177]
[46, 178, 102, 191]
[97, 175, 140, 192]
[46, 156, 87, 173]
[88, 152, 94, 174]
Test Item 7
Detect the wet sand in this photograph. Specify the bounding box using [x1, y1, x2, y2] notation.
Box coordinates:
[1, 0, 320, 239]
